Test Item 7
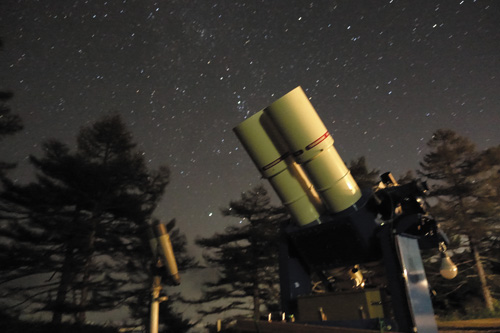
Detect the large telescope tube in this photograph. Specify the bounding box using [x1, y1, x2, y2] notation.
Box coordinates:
[264, 86, 361, 213]
[234, 110, 324, 226]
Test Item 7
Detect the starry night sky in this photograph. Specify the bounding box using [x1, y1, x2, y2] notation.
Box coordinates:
[1, 0, 499, 310]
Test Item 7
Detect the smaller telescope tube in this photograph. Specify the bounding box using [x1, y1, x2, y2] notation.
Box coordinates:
[265, 86, 361, 213]
[155, 223, 180, 285]
[233, 110, 324, 226]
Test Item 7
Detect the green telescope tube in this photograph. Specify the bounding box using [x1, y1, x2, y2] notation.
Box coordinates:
[233, 110, 324, 226]
[264, 86, 361, 213]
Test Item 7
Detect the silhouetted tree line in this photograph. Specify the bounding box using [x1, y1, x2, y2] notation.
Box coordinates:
[418, 129, 500, 317]
[0, 111, 195, 332]
[1, 40, 197, 332]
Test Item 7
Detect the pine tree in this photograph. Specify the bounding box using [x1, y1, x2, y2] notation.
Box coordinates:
[0, 91, 23, 178]
[419, 129, 498, 312]
[0, 39, 23, 177]
[194, 185, 286, 321]
[0, 115, 172, 325]
[349, 156, 380, 190]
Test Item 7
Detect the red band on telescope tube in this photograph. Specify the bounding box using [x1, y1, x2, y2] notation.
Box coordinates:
[262, 152, 290, 171]
[306, 131, 330, 150]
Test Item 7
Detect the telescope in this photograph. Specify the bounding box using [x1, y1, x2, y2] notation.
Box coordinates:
[147, 221, 181, 333]
[233, 87, 454, 333]
[148, 221, 180, 285]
